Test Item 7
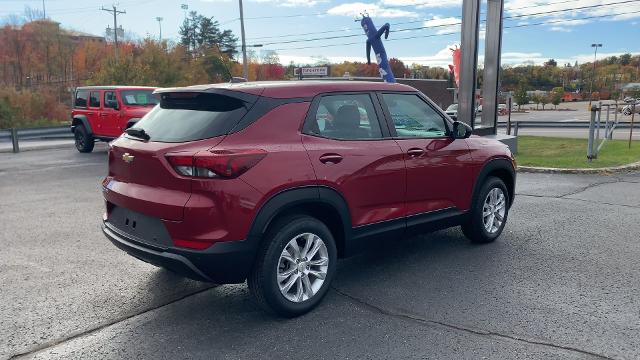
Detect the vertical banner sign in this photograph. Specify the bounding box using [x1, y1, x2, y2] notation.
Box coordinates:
[360, 15, 396, 83]
[451, 47, 461, 87]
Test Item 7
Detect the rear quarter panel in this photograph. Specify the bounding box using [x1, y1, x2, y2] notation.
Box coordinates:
[187, 101, 316, 242]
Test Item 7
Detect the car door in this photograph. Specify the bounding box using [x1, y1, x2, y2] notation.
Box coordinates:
[101, 90, 121, 137]
[87, 90, 103, 135]
[378, 92, 474, 219]
[301, 92, 406, 235]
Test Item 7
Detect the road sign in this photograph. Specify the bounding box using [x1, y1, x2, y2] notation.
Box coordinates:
[294, 67, 330, 77]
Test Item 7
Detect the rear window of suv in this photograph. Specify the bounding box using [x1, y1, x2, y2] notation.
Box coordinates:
[74, 90, 88, 108]
[129, 92, 249, 143]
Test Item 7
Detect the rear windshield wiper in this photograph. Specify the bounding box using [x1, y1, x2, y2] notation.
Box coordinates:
[125, 127, 150, 141]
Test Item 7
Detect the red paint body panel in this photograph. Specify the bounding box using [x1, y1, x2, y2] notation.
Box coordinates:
[302, 135, 406, 226]
[394, 138, 474, 214]
[183, 102, 316, 243]
[104, 136, 224, 221]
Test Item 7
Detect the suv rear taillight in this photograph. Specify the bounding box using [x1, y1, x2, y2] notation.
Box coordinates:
[166, 149, 267, 179]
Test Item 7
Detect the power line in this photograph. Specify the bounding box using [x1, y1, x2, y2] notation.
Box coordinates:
[246, 0, 637, 42]
[256, 0, 639, 47]
[269, 9, 640, 52]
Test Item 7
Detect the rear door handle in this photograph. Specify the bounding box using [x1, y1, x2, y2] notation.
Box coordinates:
[407, 148, 425, 157]
[100, 113, 108, 117]
[319, 153, 343, 164]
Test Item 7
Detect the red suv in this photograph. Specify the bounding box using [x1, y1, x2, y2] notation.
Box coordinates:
[71, 86, 158, 153]
[101, 81, 515, 317]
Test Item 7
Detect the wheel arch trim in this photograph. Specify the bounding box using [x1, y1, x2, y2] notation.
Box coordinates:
[71, 115, 93, 135]
[472, 158, 516, 207]
[247, 185, 353, 250]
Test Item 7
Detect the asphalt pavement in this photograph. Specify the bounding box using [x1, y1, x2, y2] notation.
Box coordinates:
[1, 146, 640, 359]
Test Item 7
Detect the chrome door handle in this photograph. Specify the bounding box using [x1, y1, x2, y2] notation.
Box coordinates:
[407, 148, 425, 157]
[319, 153, 343, 164]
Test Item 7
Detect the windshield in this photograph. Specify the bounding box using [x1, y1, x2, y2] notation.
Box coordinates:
[446, 104, 458, 111]
[130, 92, 248, 142]
[121, 90, 160, 106]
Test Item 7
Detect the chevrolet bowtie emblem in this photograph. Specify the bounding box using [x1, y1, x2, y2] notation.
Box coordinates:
[122, 153, 135, 163]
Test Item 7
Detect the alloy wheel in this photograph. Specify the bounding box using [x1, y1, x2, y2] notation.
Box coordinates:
[483, 187, 506, 234]
[277, 232, 329, 303]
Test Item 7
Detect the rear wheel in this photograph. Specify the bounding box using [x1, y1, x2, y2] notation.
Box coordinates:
[248, 215, 337, 317]
[74, 124, 94, 153]
[462, 177, 509, 244]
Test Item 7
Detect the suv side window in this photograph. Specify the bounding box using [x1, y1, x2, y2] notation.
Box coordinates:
[75, 90, 88, 108]
[304, 93, 383, 140]
[89, 91, 101, 108]
[382, 93, 448, 138]
[104, 91, 118, 109]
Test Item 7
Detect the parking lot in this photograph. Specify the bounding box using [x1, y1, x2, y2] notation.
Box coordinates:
[2, 145, 640, 359]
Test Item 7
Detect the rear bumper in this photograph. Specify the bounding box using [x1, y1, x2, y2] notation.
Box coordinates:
[102, 221, 257, 284]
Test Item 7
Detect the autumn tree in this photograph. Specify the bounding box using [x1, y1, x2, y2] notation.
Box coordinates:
[551, 87, 563, 109]
[540, 94, 550, 110]
[514, 82, 529, 111]
[388, 58, 409, 78]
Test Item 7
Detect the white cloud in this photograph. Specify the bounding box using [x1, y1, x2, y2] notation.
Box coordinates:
[380, 0, 461, 8]
[249, 0, 328, 6]
[423, 16, 460, 34]
[279, 55, 368, 65]
[326, 2, 419, 18]
[504, 0, 640, 22]
[549, 26, 572, 32]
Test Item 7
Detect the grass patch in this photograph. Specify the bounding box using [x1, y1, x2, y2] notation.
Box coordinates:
[516, 136, 640, 168]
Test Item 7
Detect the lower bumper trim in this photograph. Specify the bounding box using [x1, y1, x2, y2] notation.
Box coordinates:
[103, 223, 214, 282]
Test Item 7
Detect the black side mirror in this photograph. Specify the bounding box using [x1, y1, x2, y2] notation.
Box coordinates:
[452, 121, 472, 139]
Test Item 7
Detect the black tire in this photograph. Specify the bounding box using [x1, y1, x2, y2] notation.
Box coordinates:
[462, 176, 510, 244]
[74, 124, 94, 153]
[248, 214, 337, 317]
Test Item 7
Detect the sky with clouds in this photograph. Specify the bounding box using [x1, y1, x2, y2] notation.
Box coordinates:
[1, 0, 638, 68]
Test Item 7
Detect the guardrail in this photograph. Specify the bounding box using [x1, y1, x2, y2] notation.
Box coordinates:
[0, 126, 72, 153]
[498, 120, 640, 134]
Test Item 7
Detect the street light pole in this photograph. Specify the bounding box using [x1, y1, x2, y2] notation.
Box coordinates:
[239, 0, 248, 79]
[589, 43, 602, 108]
[156, 17, 163, 42]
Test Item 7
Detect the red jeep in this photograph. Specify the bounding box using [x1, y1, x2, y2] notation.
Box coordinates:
[71, 86, 158, 153]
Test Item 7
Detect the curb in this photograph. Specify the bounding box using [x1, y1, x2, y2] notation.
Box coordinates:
[517, 161, 640, 174]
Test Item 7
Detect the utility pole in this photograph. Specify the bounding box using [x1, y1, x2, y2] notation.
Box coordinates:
[101, 5, 126, 60]
[239, 0, 248, 79]
[156, 17, 163, 42]
[589, 43, 602, 108]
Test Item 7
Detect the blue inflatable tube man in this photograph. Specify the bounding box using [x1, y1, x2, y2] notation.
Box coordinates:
[360, 15, 395, 83]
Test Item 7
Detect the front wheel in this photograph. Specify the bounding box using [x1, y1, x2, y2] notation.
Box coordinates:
[74, 124, 94, 153]
[248, 215, 337, 317]
[462, 177, 510, 244]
